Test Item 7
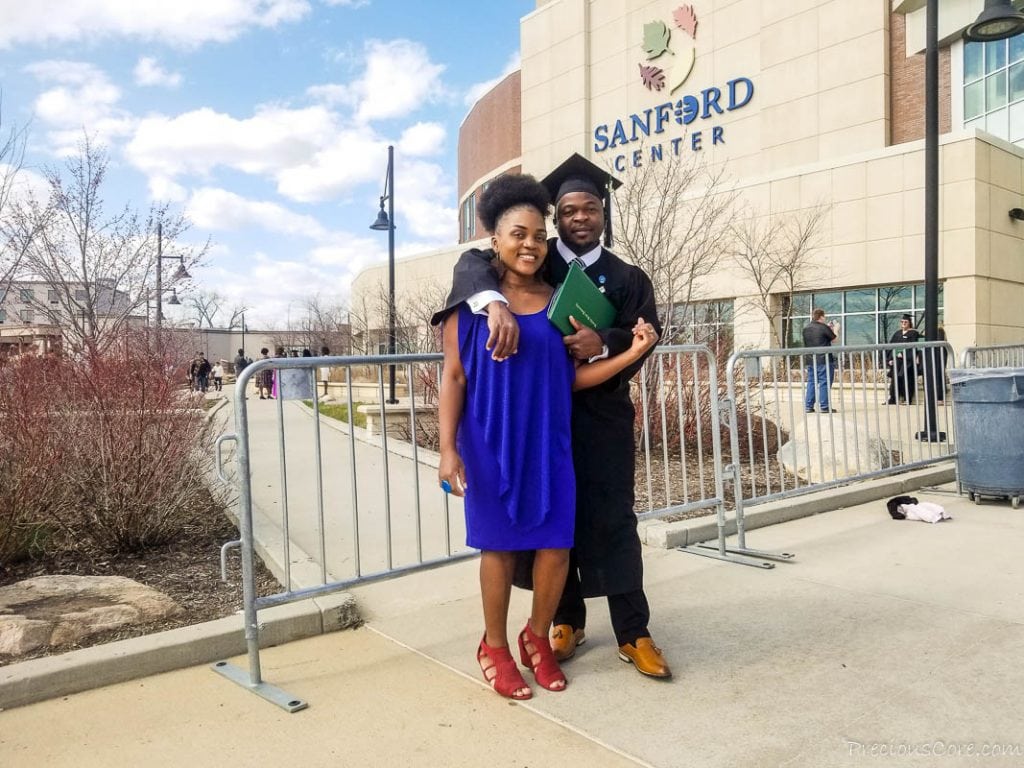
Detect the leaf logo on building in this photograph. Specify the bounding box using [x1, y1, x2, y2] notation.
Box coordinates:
[638, 4, 698, 94]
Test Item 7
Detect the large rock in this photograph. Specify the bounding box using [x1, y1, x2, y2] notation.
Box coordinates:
[777, 418, 894, 484]
[0, 575, 184, 657]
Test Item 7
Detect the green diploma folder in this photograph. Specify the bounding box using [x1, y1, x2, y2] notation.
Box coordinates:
[547, 262, 616, 335]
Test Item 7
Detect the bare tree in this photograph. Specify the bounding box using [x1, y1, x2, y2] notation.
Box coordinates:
[298, 293, 351, 354]
[611, 145, 740, 341]
[187, 289, 224, 329]
[0, 108, 35, 293]
[730, 203, 830, 347]
[11, 135, 208, 357]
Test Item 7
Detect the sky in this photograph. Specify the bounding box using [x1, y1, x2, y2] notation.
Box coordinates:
[0, 0, 533, 328]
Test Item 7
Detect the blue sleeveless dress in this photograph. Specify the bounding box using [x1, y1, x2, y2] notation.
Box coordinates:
[456, 302, 576, 551]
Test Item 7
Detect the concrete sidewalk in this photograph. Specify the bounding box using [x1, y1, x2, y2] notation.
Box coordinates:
[3, 486, 1022, 767]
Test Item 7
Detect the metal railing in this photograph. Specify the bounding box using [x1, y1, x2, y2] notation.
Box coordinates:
[213, 352, 475, 712]
[961, 343, 1024, 368]
[211, 340, 964, 709]
[722, 341, 956, 556]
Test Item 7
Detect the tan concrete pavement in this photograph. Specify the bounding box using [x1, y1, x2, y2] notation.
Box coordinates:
[4, 485, 1023, 767]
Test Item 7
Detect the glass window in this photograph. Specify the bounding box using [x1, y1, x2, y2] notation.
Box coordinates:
[879, 285, 912, 311]
[48, 289, 59, 303]
[965, 38, 1023, 148]
[987, 39, 1007, 74]
[843, 314, 876, 346]
[988, 107, 1009, 140]
[1011, 101, 1024, 143]
[20, 288, 33, 301]
[965, 80, 985, 119]
[789, 294, 812, 316]
[878, 313, 906, 342]
[965, 41, 984, 82]
[813, 291, 842, 314]
[844, 289, 876, 313]
[1011, 62, 1024, 103]
[987, 71, 1008, 110]
[0, 308, 5, 323]
[74, 288, 87, 300]
[20, 308, 33, 323]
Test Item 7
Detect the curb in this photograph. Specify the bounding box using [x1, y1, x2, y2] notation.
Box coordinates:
[640, 464, 957, 548]
[0, 591, 359, 711]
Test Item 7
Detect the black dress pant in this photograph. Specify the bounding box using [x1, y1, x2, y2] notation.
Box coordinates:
[554, 553, 651, 647]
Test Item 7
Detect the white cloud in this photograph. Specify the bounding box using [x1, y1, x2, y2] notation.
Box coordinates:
[305, 83, 349, 104]
[25, 60, 136, 154]
[186, 187, 328, 239]
[125, 105, 339, 179]
[148, 176, 189, 203]
[391, 159, 457, 241]
[305, 40, 446, 123]
[399, 122, 445, 157]
[351, 39, 446, 122]
[464, 51, 521, 107]
[134, 57, 183, 88]
[274, 132, 389, 203]
[0, 0, 311, 49]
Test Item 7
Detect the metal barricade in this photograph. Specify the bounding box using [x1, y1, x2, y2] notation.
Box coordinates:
[961, 343, 1024, 368]
[633, 345, 758, 565]
[722, 341, 956, 558]
[213, 353, 476, 712]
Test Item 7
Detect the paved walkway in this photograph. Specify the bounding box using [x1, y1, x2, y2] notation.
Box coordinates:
[3, 483, 1023, 767]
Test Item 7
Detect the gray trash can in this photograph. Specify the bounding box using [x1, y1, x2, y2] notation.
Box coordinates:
[951, 368, 1024, 508]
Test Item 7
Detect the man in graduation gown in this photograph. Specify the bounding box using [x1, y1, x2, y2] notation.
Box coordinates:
[430, 154, 671, 679]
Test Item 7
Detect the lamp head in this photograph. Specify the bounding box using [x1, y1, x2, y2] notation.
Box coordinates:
[1010, 207, 1024, 221]
[171, 262, 191, 280]
[964, 0, 1024, 42]
[167, 288, 181, 306]
[369, 199, 391, 231]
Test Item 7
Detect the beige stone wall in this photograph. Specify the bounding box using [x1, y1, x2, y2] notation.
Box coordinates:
[520, 0, 890, 181]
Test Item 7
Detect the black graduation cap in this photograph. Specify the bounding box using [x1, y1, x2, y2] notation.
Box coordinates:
[540, 153, 622, 247]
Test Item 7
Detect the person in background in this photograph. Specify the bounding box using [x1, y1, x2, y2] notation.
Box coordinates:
[886, 314, 922, 405]
[802, 308, 838, 414]
[438, 173, 659, 700]
[211, 360, 225, 392]
[257, 347, 274, 400]
[189, 352, 211, 393]
[233, 348, 248, 379]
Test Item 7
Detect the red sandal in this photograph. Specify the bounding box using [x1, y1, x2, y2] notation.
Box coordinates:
[477, 635, 532, 700]
[518, 622, 567, 691]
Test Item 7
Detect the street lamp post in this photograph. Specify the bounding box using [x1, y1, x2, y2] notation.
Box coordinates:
[369, 144, 398, 405]
[154, 222, 190, 332]
[916, 0, 1024, 441]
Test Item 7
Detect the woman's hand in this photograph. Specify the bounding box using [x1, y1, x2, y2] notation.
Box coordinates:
[630, 317, 659, 354]
[438, 450, 468, 497]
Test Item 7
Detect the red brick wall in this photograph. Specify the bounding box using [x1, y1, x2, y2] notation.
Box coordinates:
[890, 11, 952, 145]
[457, 71, 522, 241]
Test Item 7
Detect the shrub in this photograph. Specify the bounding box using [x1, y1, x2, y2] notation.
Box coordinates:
[0, 330, 220, 560]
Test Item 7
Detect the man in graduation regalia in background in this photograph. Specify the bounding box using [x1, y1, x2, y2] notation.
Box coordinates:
[430, 153, 671, 679]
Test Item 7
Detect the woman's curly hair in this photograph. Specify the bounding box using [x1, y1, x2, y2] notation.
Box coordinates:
[477, 173, 551, 233]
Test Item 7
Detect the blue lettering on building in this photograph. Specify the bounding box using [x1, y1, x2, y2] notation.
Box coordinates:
[593, 76, 755, 168]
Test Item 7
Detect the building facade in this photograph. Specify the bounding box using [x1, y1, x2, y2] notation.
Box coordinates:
[353, 0, 1024, 354]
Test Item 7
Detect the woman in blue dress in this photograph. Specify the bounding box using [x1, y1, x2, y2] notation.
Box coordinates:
[438, 174, 658, 700]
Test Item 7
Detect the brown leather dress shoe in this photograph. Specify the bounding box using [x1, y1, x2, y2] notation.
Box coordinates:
[618, 637, 671, 678]
[550, 624, 586, 661]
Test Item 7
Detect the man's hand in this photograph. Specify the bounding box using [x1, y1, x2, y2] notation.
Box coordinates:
[485, 301, 519, 361]
[564, 316, 604, 360]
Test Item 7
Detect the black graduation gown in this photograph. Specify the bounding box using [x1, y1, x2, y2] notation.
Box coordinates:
[433, 242, 661, 597]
